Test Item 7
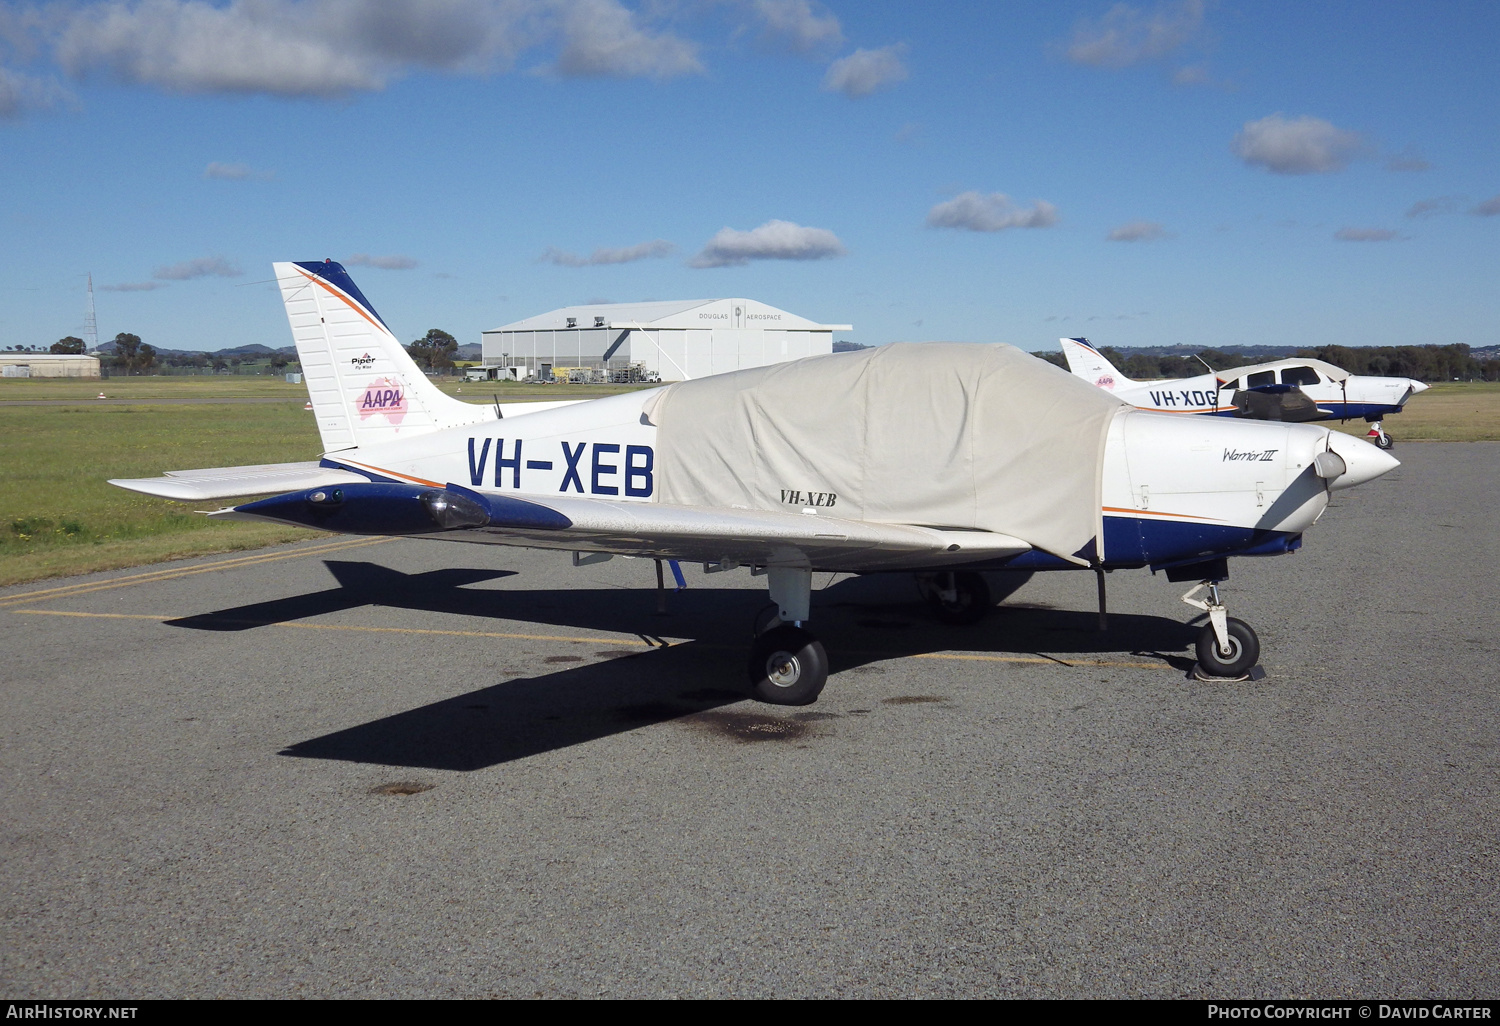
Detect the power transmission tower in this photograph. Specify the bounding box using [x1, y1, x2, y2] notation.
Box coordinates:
[84, 273, 98, 351]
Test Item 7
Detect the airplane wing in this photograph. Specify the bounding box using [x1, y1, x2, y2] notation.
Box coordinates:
[109, 462, 370, 502]
[207, 482, 1032, 571]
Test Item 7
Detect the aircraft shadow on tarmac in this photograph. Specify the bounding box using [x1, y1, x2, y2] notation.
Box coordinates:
[166, 559, 1197, 772]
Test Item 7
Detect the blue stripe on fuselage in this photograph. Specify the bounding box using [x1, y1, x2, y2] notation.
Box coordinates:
[1202, 401, 1403, 420]
[995, 515, 1300, 571]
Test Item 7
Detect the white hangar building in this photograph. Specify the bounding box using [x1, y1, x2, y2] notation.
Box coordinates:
[0, 353, 101, 378]
[479, 298, 851, 382]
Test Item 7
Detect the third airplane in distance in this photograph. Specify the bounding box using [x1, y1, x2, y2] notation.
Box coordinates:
[111, 263, 1401, 706]
[1059, 337, 1428, 449]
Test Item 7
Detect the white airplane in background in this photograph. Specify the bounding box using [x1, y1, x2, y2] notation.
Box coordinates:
[112, 262, 1400, 704]
[1059, 337, 1429, 450]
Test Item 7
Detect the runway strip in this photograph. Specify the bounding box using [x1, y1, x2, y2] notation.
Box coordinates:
[0, 397, 307, 406]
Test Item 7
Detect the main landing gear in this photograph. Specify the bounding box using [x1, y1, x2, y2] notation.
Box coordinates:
[747, 567, 829, 705]
[915, 571, 991, 625]
[1181, 579, 1261, 679]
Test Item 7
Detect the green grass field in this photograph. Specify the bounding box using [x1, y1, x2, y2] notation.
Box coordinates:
[0, 399, 327, 586]
[2, 378, 1494, 587]
[1327, 381, 1500, 443]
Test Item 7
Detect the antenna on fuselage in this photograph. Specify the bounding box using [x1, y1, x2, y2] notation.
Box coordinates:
[1192, 353, 1215, 373]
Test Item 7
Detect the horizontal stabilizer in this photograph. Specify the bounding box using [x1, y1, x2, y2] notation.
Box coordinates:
[109, 462, 369, 501]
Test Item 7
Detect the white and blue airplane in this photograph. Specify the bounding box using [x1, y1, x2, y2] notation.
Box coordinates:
[1059, 337, 1428, 449]
[111, 262, 1400, 704]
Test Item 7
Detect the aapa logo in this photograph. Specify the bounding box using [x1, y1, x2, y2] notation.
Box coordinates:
[1095, 375, 1116, 389]
[350, 353, 376, 369]
[358, 377, 407, 424]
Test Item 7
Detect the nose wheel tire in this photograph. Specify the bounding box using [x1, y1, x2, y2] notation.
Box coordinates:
[1194, 618, 1260, 678]
[748, 625, 829, 705]
[916, 571, 991, 625]
[1374, 433, 1394, 450]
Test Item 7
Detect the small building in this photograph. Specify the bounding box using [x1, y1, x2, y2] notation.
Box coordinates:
[479, 299, 851, 382]
[0, 353, 101, 379]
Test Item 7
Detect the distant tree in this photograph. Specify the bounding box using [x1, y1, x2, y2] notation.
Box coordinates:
[212, 357, 228, 372]
[406, 328, 458, 371]
[135, 343, 157, 373]
[111, 333, 142, 373]
[52, 336, 86, 354]
[269, 353, 289, 371]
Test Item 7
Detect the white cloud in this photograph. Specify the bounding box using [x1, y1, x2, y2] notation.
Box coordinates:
[553, 0, 701, 79]
[540, 239, 675, 266]
[1406, 197, 1456, 219]
[153, 255, 243, 280]
[1334, 227, 1398, 242]
[822, 44, 907, 98]
[1171, 62, 1210, 86]
[347, 253, 419, 269]
[1385, 146, 1431, 172]
[1107, 220, 1169, 241]
[689, 219, 845, 268]
[204, 161, 273, 180]
[0, 64, 70, 118]
[1066, 0, 1203, 68]
[749, 0, 841, 53]
[49, 0, 699, 98]
[926, 192, 1058, 232]
[1473, 194, 1500, 217]
[57, 0, 389, 96]
[101, 281, 170, 292]
[1232, 113, 1364, 175]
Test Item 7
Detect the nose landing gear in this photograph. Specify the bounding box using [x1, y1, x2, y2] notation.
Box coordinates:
[1365, 420, 1395, 450]
[1182, 580, 1262, 679]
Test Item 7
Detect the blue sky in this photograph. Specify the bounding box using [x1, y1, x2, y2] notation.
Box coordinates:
[2, 0, 1496, 354]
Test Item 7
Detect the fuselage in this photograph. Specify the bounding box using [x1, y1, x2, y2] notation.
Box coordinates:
[313, 389, 1395, 575]
[1101, 366, 1427, 420]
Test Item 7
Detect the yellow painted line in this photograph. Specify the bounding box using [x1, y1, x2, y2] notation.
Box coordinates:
[11, 608, 1167, 668]
[908, 651, 1167, 670]
[0, 536, 393, 607]
[14, 611, 170, 620]
[11, 608, 666, 647]
[269, 621, 662, 646]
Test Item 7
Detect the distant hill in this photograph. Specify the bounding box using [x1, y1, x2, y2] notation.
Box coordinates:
[94, 340, 298, 358]
[93, 340, 486, 359]
[832, 340, 870, 353]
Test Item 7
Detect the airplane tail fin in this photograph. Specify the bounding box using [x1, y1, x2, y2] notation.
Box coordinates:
[1059, 337, 1135, 392]
[275, 260, 492, 452]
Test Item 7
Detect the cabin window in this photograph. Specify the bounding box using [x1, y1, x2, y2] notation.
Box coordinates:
[1246, 370, 1276, 387]
[1281, 366, 1320, 387]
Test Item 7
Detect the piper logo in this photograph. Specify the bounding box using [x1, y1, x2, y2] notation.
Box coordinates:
[351, 353, 376, 369]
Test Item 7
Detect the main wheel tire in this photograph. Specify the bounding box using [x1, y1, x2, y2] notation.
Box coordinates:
[1375, 433, 1394, 450]
[917, 571, 991, 625]
[748, 625, 829, 705]
[1195, 618, 1260, 678]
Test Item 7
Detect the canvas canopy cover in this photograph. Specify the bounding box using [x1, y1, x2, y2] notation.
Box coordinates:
[647, 342, 1127, 565]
